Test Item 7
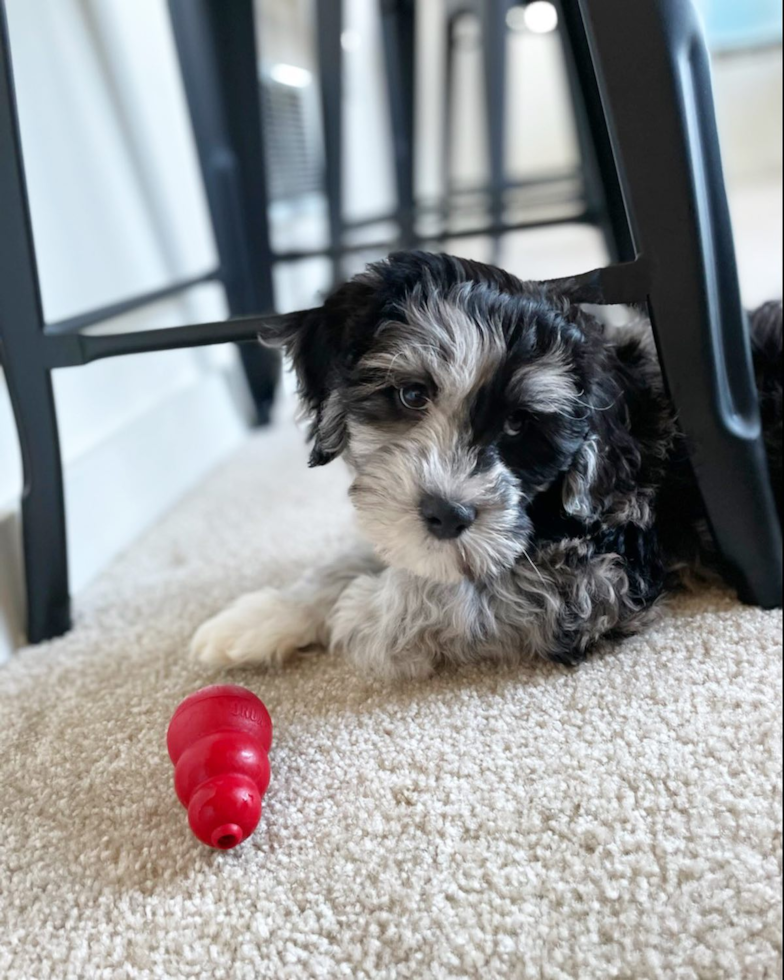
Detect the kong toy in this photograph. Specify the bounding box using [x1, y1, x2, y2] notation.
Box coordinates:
[167, 685, 272, 849]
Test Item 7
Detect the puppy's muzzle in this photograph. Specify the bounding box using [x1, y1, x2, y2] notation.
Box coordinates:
[419, 494, 478, 540]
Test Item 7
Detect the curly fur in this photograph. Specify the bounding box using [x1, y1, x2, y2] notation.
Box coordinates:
[191, 252, 782, 680]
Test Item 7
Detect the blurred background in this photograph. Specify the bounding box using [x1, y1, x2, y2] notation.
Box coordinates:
[0, 0, 781, 656]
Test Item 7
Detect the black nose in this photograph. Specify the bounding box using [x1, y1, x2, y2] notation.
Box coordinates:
[419, 494, 477, 540]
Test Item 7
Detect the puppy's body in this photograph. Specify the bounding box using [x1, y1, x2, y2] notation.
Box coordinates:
[192, 252, 782, 680]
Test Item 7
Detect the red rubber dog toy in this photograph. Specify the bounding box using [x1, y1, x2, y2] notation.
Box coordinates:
[166, 685, 272, 849]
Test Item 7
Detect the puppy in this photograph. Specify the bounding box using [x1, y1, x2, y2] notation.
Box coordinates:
[191, 251, 782, 680]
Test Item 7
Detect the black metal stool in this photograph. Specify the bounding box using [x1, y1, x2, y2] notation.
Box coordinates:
[441, 0, 626, 258]
[441, 0, 514, 237]
[318, 0, 625, 275]
[313, 0, 418, 279]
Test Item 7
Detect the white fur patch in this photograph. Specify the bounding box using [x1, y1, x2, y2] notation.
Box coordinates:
[190, 589, 324, 667]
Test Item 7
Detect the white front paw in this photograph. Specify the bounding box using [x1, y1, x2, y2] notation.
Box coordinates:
[190, 589, 321, 668]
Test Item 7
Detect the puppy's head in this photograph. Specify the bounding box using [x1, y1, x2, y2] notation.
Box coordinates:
[263, 251, 642, 583]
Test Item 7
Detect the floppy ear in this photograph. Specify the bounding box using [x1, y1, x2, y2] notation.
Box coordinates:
[561, 407, 651, 526]
[561, 325, 673, 527]
[560, 372, 639, 524]
[257, 306, 349, 467]
[562, 433, 604, 521]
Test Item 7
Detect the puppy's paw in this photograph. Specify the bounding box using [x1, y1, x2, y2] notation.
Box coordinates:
[190, 589, 322, 668]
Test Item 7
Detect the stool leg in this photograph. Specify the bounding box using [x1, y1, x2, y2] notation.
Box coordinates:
[554, 0, 633, 262]
[2, 363, 71, 643]
[169, 0, 280, 426]
[441, 13, 459, 211]
[316, 0, 344, 286]
[0, 4, 70, 642]
[236, 344, 279, 425]
[575, 0, 782, 606]
[380, 0, 416, 248]
[481, 0, 508, 253]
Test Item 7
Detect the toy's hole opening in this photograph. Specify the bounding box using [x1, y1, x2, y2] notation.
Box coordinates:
[211, 824, 242, 849]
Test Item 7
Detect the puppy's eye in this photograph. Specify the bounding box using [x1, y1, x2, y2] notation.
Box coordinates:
[398, 383, 430, 411]
[503, 411, 530, 437]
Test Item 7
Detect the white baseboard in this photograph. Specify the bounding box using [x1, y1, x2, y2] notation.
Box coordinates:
[0, 510, 24, 664]
[0, 372, 248, 661]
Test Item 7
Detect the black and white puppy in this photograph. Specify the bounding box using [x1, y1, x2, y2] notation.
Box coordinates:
[191, 251, 782, 680]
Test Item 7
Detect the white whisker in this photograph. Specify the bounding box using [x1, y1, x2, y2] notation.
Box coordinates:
[519, 543, 547, 588]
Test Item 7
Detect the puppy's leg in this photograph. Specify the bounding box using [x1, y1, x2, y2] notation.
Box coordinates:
[327, 569, 479, 682]
[191, 546, 383, 668]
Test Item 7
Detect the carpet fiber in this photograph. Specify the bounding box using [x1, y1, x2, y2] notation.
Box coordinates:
[0, 421, 781, 979]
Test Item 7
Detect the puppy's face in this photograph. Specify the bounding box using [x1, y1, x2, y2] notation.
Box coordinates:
[341, 287, 594, 583]
[267, 252, 622, 583]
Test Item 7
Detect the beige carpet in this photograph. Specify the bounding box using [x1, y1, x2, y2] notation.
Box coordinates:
[0, 420, 781, 979]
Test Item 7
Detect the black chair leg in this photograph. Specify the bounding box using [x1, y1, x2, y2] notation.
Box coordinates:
[574, 0, 782, 606]
[316, 0, 344, 287]
[236, 343, 280, 426]
[2, 366, 71, 643]
[481, 0, 508, 257]
[555, 0, 633, 262]
[380, 0, 417, 248]
[169, 0, 280, 426]
[0, 4, 70, 642]
[441, 13, 459, 209]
